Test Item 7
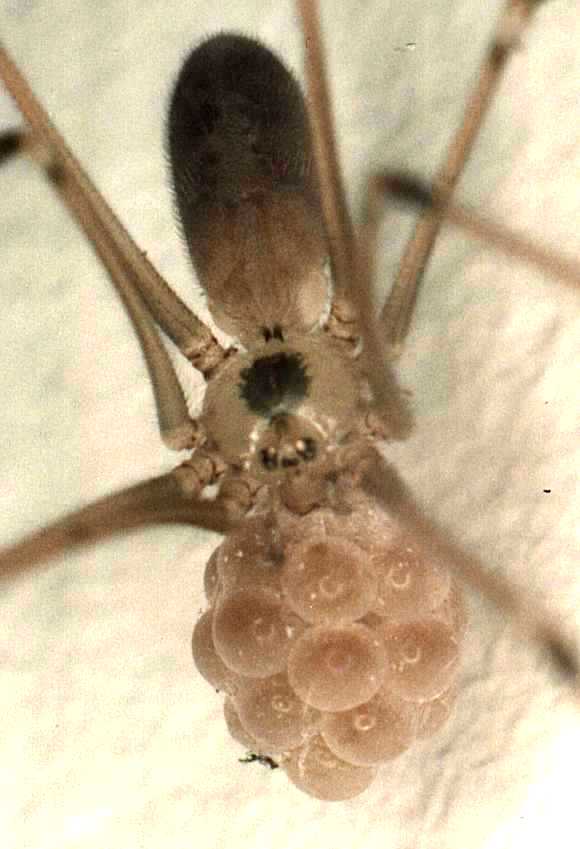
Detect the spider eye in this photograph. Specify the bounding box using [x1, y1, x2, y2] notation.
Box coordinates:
[260, 447, 279, 470]
[296, 437, 316, 460]
[255, 416, 320, 476]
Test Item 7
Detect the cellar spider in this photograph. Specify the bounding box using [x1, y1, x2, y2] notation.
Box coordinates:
[0, 0, 579, 845]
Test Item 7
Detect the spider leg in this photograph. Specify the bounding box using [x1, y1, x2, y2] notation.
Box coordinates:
[297, 0, 412, 440]
[369, 171, 580, 291]
[0, 45, 229, 449]
[0, 447, 256, 582]
[363, 451, 580, 699]
[1, 126, 205, 449]
[379, 0, 547, 356]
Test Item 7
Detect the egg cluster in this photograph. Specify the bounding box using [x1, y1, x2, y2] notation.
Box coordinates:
[192, 491, 467, 800]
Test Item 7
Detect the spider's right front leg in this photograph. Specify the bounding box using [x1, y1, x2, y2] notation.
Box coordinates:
[377, 0, 553, 356]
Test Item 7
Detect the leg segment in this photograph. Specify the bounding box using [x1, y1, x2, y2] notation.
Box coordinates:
[297, 0, 412, 440]
[0, 43, 228, 377]
[0, 127, 199, 450]
[380, 0, 546, 356]
[374, 172, 580, 291]
[363, 450, 580, 697]
[0, 471, 232, 582]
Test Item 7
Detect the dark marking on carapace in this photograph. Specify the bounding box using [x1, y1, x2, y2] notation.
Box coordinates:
[239, 351, 310, 418]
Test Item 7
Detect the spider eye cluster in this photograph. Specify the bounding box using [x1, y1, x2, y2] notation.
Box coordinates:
[192, 497, 467, 800]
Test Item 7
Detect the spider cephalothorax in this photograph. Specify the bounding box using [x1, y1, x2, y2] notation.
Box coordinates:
[202, 333, 363, 483]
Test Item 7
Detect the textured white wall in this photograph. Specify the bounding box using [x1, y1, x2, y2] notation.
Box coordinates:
[1, 1, 579, 848]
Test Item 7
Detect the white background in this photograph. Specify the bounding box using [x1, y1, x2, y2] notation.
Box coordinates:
[1, 1, 579, 848]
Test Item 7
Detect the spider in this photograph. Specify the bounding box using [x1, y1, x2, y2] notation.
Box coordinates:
[0, 0, 578, 845]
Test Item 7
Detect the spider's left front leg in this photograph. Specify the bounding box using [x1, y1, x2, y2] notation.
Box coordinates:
[0, 44, 242, 581]
[0, 42, 231, 452]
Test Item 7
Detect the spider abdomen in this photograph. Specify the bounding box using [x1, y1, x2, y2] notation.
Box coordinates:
[168, 34, 329, 345]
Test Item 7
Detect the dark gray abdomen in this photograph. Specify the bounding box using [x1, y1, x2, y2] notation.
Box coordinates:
[167, 34, 319, 269]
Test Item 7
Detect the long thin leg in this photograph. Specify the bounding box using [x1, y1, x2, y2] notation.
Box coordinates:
[0, 441, 265, 581]
[296, 1, 360, 348]
[296, 0, 356, 299]
[376, 171, 580, 291]
[0, 472, 232, 583]
[0, 129, 198, 450]
[380, 0, 545, 356]
[297, 0, 412, 440]
[0, 43, 228, 377]
[363, 452, 580, 698]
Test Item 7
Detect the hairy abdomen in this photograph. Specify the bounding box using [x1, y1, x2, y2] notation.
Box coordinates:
[167, 34, 329, 344]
